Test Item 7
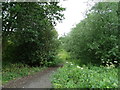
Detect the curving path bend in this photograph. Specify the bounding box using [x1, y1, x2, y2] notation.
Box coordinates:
[2, 66, 61, 88]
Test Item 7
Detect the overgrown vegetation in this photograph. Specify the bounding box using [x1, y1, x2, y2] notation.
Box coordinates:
[51, 2, 119, 88]
[51, 62, 118, 88]
[62, 2, 120, 66]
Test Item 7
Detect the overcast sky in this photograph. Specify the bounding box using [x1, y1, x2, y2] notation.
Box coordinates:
[55, 0, 95, 37]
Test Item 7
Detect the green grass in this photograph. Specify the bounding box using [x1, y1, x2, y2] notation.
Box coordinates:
[2, 62, 46, 84]
[51, 62, 118, 88]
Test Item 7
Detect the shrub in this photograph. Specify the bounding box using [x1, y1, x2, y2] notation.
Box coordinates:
[63, 2, 120, 66]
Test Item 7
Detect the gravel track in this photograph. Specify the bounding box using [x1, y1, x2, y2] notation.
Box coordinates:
[2, 66, 60, 88]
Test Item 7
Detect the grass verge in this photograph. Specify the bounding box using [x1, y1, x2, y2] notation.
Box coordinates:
[2, 62, 46, 85]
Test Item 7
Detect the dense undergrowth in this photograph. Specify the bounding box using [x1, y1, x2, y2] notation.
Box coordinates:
[51, 62, 118, 88]
[51, 3, 120, 88]
[51, 50, 119, 88]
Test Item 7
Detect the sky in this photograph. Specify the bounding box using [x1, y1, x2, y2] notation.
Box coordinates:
[55, 0, 95, 37]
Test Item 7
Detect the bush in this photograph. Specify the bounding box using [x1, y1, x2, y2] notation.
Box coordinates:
[3, 27, 60, 66]
[51, 62, 118, 88]
[63, 2, 120, 66]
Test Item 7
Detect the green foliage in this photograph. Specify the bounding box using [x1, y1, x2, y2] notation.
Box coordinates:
[51, 62, 118, 88]
[2, 61, 46, 84]
[2, 2, 65, 66]
[45, 49, 68, 67]
[57, 49, 70, 61]
[63, 2, 120, 66]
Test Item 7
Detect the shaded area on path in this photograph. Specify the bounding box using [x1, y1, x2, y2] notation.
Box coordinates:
[3, 66, 61, 88]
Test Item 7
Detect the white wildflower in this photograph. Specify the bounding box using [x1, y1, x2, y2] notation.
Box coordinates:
[114, 61, 117, 63]
[66, 62, 68, 63]
[110, 64, 115, 68]
[106, 67, 110, 69]
[81, 68, 83, 69]
[71, 63, 73, 65]
[77, 66, 81, 68]
[106, 64, 109, 67]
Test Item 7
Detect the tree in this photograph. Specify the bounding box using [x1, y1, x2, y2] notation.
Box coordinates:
[2, 2, 65, 66]
[64, 2, 119, 66]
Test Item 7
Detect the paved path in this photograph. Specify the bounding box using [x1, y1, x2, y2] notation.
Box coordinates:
[3, 66, 60, 88]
